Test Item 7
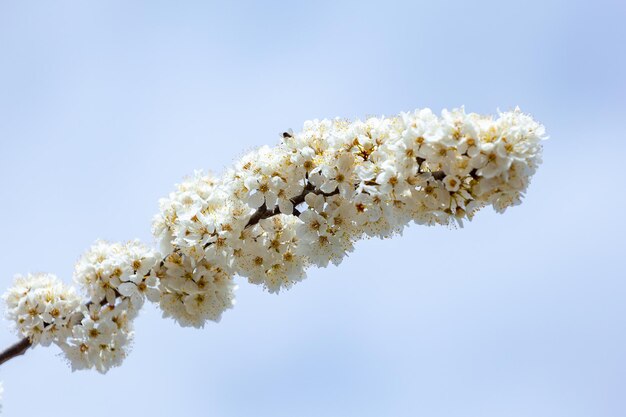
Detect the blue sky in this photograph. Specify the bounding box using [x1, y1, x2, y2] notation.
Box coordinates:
[1, 1, 625, 416]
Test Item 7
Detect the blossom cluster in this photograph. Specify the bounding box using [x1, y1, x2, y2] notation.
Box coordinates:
[3, 273, 81, 347]
[61, 240, 159, 372]
[2, 107, 546, 373]
[3, 241, 161, 372]
[154, 106, 545, 300]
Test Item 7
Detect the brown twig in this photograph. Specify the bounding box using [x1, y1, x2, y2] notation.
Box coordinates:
[0, 337, 31, 366]
[245, 182, 339, 228]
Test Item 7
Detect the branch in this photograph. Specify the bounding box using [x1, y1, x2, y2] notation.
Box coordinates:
[245, 182, 336, 228]
[0, 337, 31, 366]
[0, 107, 545, 374]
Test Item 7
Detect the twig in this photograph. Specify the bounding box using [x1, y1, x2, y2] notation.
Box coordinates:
[0, 338, 31, 366]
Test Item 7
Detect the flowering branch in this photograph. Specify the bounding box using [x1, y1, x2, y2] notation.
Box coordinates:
[1, 107, 546, 373]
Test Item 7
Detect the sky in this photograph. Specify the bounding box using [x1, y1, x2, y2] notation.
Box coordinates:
[0, 1, 625, 416]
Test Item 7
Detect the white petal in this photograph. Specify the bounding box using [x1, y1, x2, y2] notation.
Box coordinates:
[278, 199, 293, 215]
[320, 180, 338, 194]
[118, 282, 137, 297]
[248, 191, 265, 208]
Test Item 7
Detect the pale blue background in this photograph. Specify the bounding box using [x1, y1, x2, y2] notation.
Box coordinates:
[1, 1, 625, 416]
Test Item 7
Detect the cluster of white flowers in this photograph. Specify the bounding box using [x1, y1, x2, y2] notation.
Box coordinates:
[59, 240, 160, 372]
[3, 241, 161, 372]
[152, 173, 240, 327]
[73, 240, 160, 309]
[3, 274, 81, 347]
[2, 107, 546, 373]
[156, 106, 544, 296]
